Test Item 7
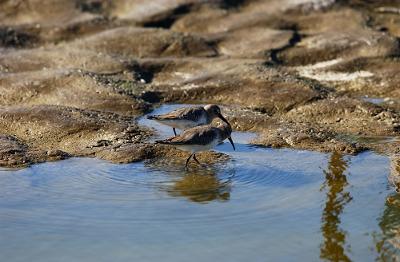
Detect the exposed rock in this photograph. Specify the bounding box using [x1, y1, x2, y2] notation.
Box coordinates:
[69, 26, 217, 58]
[278, 8, 400, 65]
[0, 47, 126, 73]
[95, 143, 157, 163]
[0, 0, 400, 167]
[284, 97, 399, 135]
[0, 70, 149, 116]
[0, 135, 69, 167]
[0, 135, 30, 167]
[0, 105, 150, 156]
[217, 27, 294, 58]
[109, 0, 195, 23]
[280, 29, 399, 65]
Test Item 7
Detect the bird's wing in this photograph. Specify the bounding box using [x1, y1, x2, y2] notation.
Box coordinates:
[158, 125, 217, 145]
[156, 107, 204, 121]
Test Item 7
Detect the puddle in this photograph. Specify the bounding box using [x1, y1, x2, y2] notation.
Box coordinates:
[362, 96, 385, 105]
[1, 104, 400, 261]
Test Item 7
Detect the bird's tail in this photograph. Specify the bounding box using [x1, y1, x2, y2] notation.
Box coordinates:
[154, 136, 179, 145]
[155, 137, 171, 144]
[147, 115, 158, 120]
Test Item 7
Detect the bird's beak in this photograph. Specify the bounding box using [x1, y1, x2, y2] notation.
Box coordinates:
[228, 137, 235, 151]
[217, 113, 230, 126]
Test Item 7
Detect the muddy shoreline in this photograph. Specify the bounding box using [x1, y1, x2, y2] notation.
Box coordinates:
[1, 0, 400, 167]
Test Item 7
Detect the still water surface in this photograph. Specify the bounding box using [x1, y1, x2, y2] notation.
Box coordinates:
[1, 105, 400, 261]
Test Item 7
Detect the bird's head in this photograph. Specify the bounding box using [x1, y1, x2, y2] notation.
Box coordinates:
[217, 122, 235, 151]
[204, 104, 230, 126]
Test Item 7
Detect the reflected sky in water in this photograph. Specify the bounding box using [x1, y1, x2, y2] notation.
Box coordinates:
[0, 104, 398, 261]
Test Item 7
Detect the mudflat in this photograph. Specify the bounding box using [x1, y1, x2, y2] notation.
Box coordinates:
[1, 0, 400, 167]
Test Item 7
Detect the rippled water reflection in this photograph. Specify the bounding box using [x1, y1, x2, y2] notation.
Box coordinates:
[0, 104, 399, 261]
[320, 152, 352, 261]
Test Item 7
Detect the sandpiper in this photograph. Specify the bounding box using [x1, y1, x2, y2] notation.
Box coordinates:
[147, 105, 230, 136]
[156, 123, 235, 168]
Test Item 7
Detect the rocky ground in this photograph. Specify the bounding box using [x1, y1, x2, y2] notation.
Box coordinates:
[0, 0, 400, 167]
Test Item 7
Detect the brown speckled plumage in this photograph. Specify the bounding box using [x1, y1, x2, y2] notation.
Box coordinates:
[156, 123, 235, 168]
[147, 105, 230, 136]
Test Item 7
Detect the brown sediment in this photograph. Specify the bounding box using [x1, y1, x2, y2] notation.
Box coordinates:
[1, 0, 400, 167]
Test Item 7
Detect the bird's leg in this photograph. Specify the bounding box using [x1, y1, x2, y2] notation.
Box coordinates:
[193, 154, 207, 168]
[193, 154, 201, 165]
[173, 128, 177, 136]
[185, 154, 193, 169]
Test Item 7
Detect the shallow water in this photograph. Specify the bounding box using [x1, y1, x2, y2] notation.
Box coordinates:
[361, 96, 385, 105]
[1, 104, 400, 261]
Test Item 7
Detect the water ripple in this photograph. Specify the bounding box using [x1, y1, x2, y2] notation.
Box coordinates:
[0, 104, 395, 262]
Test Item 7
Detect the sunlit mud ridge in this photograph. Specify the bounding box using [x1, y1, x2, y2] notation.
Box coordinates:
[1, 0, 400, 167]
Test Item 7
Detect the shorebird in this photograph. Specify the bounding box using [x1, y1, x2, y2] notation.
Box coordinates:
[156, 123, 235, 168]
[147, 105, 230, 136]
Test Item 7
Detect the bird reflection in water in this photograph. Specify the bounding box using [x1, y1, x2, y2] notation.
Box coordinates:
[320, 151, 352, 262]
[375, 156, 400, 259]
[166, 168, 233, 203]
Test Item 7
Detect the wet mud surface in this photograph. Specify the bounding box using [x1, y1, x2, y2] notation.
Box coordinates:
[1, 0, 400, 167]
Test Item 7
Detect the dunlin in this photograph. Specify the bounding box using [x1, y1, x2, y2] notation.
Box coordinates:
[147, 105, 230, 136]
[156, 123, 235, 168]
